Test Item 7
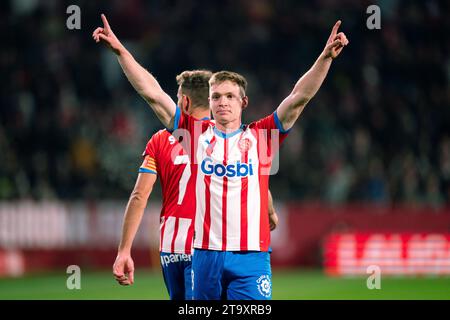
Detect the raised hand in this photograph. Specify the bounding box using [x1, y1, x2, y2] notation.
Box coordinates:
[323, 20, 349, 59]
[92, 14, 124, 55]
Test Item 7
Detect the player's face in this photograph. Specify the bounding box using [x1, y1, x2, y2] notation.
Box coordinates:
[209, 81, 246, 128]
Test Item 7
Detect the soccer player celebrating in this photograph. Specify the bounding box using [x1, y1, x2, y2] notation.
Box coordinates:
[93, 15, 280, 300]
[93, 14, 347, 300]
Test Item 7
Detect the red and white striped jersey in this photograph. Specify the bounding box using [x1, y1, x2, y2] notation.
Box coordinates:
[140, 119, 210, 254]
[174, 107, 289, 252]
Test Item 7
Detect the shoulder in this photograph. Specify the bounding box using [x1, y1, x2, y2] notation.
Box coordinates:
[248, 113, 275, 129]
[143, 129, 168, 155]
[154, 128, 169, 137]
[248, 111, 289, 133]
[148, 129, 169, 143]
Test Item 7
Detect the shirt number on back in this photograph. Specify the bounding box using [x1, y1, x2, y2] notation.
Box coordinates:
[174, 155, 190, 204]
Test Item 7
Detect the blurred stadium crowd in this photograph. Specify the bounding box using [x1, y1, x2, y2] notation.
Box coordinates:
[0, 0, 448, 206]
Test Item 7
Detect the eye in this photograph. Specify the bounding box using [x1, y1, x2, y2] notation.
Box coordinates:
[227, 94, 233, 99]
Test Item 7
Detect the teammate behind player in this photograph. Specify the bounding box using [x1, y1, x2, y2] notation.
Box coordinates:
[111, 70, 211, 300]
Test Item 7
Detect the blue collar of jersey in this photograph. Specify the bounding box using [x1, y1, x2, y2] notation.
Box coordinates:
[213, 124, 245, 139]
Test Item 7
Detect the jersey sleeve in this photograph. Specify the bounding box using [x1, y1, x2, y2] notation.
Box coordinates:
[139, 134, 158, 175]
[250, 110, 290, 145]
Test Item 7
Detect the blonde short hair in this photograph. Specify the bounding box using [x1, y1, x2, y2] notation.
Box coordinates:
[209, 71, 248, 97]
[176, 70, 212, 108]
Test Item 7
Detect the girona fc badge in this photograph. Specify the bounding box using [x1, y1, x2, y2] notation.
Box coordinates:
[238, 138, 252, 153]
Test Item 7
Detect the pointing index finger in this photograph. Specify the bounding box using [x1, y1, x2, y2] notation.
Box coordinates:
[101, 13, 111, 31]
[329, 20, 341, 39]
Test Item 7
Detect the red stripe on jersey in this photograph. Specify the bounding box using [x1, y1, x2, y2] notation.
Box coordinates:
[188, 121, 197, 252]
[240, 145, 248, 251]
[202, 175, 212, 249]
[259, 176, 270, 251]
[171, 218, 179, 253]
[201, 135, 216, 249]
[188, 166, 198, 251]
[221, 138, 228, 251]
[258, 137, 270, 252]
[189, 119, 198, 252]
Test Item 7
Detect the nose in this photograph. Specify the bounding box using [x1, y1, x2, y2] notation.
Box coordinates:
[218, 95, 228, 106]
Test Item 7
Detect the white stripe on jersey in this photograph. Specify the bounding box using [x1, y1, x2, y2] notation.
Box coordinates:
[226, 175, 241, 250]
[177, 160, 191, 205]
[208, 136, 226, 250]
[173, 218, 191, 253]
[194, 131, 213, 248]
[161, 216, 175, 253]
[209, 174, 223, 249]
[246, 133, 261, 250]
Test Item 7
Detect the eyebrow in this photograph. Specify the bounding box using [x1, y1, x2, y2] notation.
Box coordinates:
[212, 91, 236, 96]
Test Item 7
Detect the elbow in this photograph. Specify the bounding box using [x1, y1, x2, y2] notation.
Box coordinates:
[129, 191, 142, 203]
[290, 93, 310, 109]
[141, 89, 164, 105]
[129, 187, 151, 205]
[296, 97, 310, 109]
[140, 90, 157, 105]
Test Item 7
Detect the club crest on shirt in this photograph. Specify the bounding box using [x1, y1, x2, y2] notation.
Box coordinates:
[238, 138, 252, 153]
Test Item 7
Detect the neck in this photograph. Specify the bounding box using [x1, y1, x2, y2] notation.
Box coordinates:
[189, 107, 211, 120]
[215, 119, 241, 132]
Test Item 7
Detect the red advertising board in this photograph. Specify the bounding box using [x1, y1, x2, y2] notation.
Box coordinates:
[324, 233, 450, 276]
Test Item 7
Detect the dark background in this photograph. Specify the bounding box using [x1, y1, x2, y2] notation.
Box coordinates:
[0, 0, 448, 207]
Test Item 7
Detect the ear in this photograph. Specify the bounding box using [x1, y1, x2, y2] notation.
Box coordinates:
[241, 96, 249, 110]
[181, 95, 190, 113]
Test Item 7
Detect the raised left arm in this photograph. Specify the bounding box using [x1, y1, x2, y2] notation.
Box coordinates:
[276, 20, 349, 130]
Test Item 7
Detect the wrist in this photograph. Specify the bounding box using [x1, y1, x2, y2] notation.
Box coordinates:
[118, 246, 131, 255]
[116, 45, 128, 57]
[319, 51, 333, 62]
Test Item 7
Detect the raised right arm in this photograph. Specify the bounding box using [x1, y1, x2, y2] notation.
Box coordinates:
[93, 14, 176, 128]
